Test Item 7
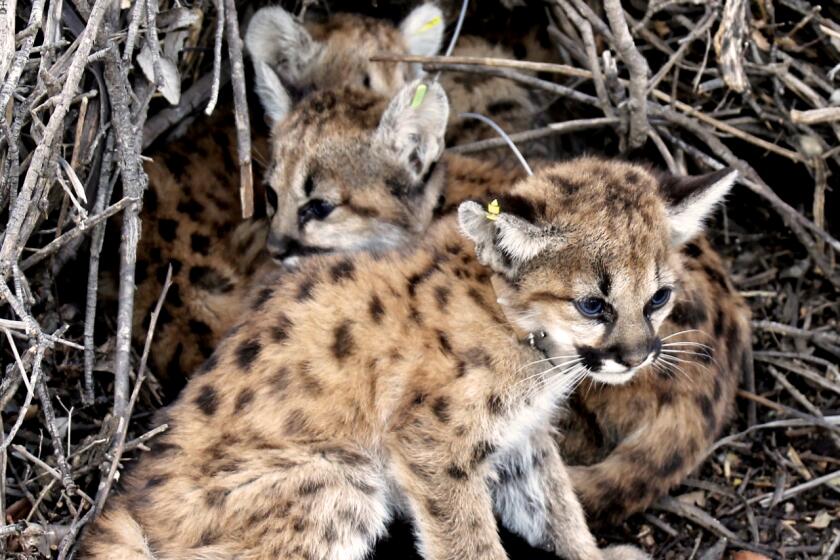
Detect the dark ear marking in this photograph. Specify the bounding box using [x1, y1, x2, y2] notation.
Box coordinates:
[657, 167, 736, 206]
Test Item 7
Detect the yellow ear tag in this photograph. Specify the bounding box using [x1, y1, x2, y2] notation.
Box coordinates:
[411, 83, 428, 109]
[486, 199, 501, 221]
[418, 16, 442, 33]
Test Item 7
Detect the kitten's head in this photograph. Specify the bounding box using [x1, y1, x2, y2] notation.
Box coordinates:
[459, 159, 736, 385]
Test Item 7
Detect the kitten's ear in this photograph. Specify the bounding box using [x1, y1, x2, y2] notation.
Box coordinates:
[251, 61, 292, 126]
[399, 4, 445, 57]
[374, 80, 449, 180]
[659, 167, 738, 246]
[458, 201, 557, 277]
[245, 7, 323, 87]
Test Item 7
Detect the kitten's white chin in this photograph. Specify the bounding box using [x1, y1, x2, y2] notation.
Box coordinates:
[588, 370, 636, 386]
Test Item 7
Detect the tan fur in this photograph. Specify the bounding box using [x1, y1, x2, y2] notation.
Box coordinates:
[80, 160, 664, 560]
[559, 235, 751, 523]
[133, 8, 543, 383]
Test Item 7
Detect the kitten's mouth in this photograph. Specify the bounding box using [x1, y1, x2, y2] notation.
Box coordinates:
[271, 245, 329, 268]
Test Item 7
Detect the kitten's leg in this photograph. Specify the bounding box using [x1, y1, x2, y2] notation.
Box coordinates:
[389, 449, 507, 560]
[492, 429, 649, 560]
[207, 443, 391, 560]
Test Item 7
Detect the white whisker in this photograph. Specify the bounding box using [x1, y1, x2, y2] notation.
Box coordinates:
[662, 329, 705, 341]
[662, 341, 713, 350]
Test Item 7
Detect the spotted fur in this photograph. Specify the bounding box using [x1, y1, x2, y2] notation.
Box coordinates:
[80, 161, 661, 560]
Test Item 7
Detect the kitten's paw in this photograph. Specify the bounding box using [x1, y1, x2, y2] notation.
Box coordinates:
[602, 544, 651, 560]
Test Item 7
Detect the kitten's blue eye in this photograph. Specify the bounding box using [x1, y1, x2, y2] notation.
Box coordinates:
[298, 199, 335, 226]
[650, 287, 672, 309]
[575, 297, 606, 318]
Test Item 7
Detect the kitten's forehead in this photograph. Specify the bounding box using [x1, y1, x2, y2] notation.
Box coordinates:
[513, 159, 672, 259]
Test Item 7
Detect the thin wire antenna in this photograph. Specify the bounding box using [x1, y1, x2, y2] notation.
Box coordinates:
[460, 112, 534, 176]
[444, 0, 469, 58]
[431, 0, 469, 83]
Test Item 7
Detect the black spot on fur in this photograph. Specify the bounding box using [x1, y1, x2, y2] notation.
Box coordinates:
[299, 480, 326, 497]
[188, 319, 212, 336]
[407, 263, 439, 297]
[234, 388, 255, 412]
[471, 441, 497, 466]
[189, 266, 234, 293]
[157, 219, 178, 242]
[487, 394, 503, 415]
[434, 286, 451, 311]
[145, 474, 168, 489]
[195, 385, 219, 416]
[682, 242, 703, 259]
[271, 367, 290, 394]
[426, 498, 445, 518]
[176, 199, 204, 218]
[204, 488, 227, 507]
[369, 295, 384, 324]
[330, 259, 355, 282]
[432, 396, 450, 423]
[271, 313, 293, 342]
[487, 100, 517, 114]
[297, 278, 315, 301]
[436, 330, 453, 355]
[235, 339, 262, 370]
[464, 347, 492, 369]
[696, 394, 716, 433]
[408, 305, 423, 325]
[446, 465, 468, 480]
[658, 451, 684, 477]
[252, 287, 274, 310]
[332, 321, 354, 360]
[703, 264, 730, 291]
[669, 300, 708, 327]
[190, 233, 211, 255]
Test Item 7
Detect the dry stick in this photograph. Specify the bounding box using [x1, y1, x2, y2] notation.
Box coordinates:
[0, 0, 47, 114]
[647, 8, 718, 95]
[0, 0, 108, 272]
[603, 0, 649, 149]
[792, 106, 840, 125]
[709, 416, 840, 454]
[753, 320, 840, 346]
[766, 365, 840, 450]
[142, 64, 230, 149]
[821, 531, 840, 560]
[756, 356, 840, 397]
[448, 117, 619, 154]
[83, 132, 115, 405]
[553, 0, 615, 120]
[204, 0, 225, 116]
[653, 496, 777, 558]
[20, 196, 133, 270]
[374, 54, 809, 163]
[0, 342, 45, 454]
[714, 0, 750, 93]
[93, 267, 172, 515]
[223, 0, 253, 219]
[33, 373, 77, 494]
[103, 47, 147, 425]
[756, 469, 840, 508]
[423, 63, 600, 108]
[657, 110, 840, 290]
[736, 389, 840, 435]
[410, 54, 838, 261]
[122, 0, 145, 63]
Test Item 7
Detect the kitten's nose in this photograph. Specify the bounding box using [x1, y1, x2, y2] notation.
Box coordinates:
[620, 339, 661, 369]
[266, 233, 301, 261]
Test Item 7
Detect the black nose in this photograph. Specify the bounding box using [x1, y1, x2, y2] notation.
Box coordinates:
[266, 234, 301, 260]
